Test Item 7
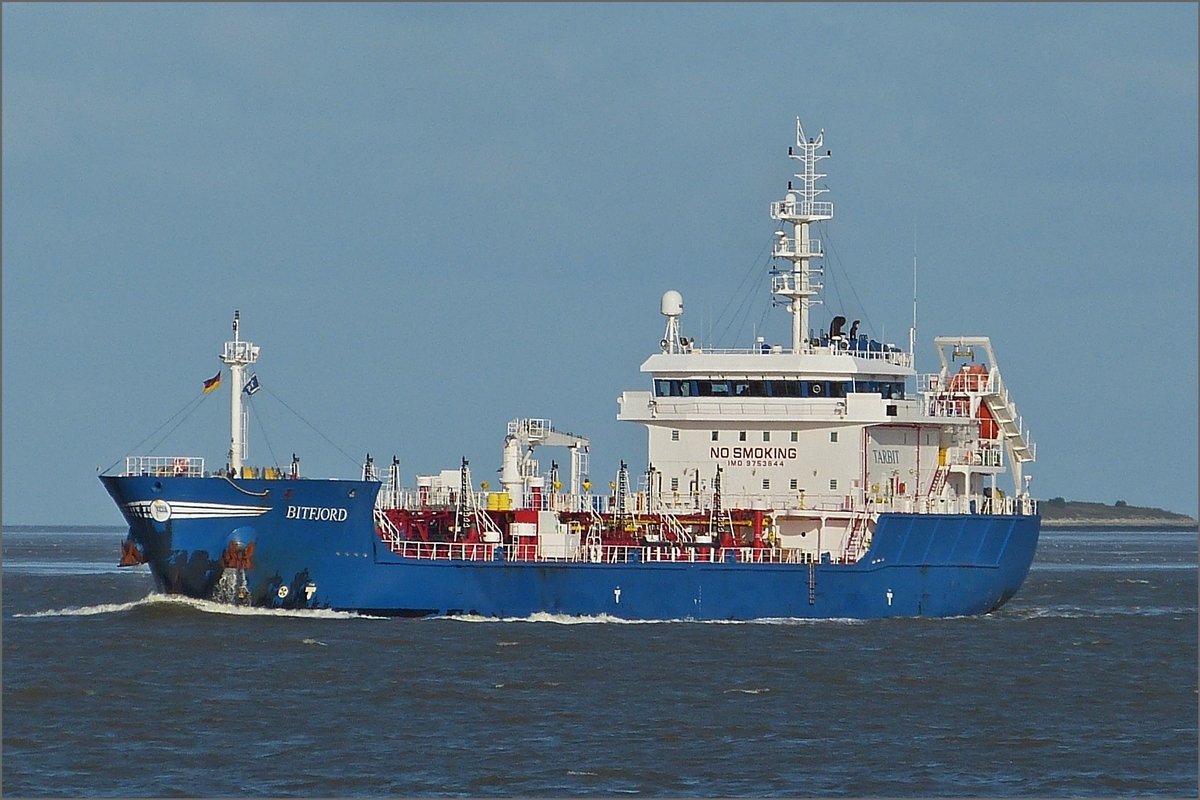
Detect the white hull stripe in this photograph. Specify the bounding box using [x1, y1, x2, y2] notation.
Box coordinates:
[125, 501, 270, 520]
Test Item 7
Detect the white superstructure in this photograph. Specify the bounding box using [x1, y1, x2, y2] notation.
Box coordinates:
[617, 119, 1035, 556]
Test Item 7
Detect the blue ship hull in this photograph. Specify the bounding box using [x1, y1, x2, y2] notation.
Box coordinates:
[101, 475, 1040, 620]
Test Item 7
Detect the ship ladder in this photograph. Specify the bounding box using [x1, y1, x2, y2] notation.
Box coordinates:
[928, 464, 950, 499]
[374, 508, 404, 551]
[585, 519, 603, 563]
[660, 510, 692, 543]
[808, 562, 816, 605]
[842, 513, 871, 563]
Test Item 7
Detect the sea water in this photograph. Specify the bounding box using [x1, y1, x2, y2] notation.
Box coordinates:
[3, 527, 1196, 797]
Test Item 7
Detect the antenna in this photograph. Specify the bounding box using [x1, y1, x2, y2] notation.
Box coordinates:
[910, 219, 917, 371]
[770, 117, 833, 354]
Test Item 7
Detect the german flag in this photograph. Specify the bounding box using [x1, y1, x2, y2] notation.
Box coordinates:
[202, 371, 222, 394]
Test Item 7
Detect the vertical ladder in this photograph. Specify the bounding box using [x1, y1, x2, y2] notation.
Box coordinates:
[615, 461, 631, 528]
[808, 562, 816, 605]
[842, 512, 871, 563]
[928, 464, 950, 498]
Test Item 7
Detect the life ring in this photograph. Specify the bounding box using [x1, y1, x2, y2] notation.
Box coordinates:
[172, 458, 188, 476]
[277, 585, 290, 599]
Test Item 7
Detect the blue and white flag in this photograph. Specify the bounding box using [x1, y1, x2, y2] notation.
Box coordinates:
[242, 374, 260, 396]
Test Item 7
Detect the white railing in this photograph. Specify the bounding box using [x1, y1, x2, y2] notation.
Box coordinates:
[125, 456, 204, 478]
[945, 447, 1003, 468]
[379, 484, 1036, 519]
[873, 493, 1037, 517]
[380, 540, 834, 565]
[772, 236, 823, 259]
[771, 272, 821, 295]
[770, 199, 834, 219]
[660, 344, 909, 365]
[378, 486, 603, 514]
[921, 370, 1036, 460]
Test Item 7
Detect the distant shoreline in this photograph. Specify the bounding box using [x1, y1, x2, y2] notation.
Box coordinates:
[3, 525, 127, 533]
[1041, 520, 1197, 532]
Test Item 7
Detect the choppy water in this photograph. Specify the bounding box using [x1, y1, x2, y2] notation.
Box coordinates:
[3, 527, 1196, 797]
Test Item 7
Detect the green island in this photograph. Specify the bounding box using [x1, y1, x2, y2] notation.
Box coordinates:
[1037, 498, 1198, 530]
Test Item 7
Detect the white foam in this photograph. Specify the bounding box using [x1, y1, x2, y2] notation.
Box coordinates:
[439, 611, 863, 625]
[3, 561, 150, 576]
[996, 604, 1197, 620]
[13, 593, 383, 620]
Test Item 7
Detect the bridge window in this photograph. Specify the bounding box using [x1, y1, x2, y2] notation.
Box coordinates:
[696, 380, 731, 397]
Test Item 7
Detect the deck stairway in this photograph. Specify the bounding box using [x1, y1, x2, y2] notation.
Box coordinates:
[980, 370, 1036, 464]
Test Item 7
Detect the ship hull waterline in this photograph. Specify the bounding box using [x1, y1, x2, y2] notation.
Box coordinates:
[101, 475, 1039, 620]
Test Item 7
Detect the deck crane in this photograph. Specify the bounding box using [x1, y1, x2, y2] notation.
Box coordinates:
[499, 419, 590, 509]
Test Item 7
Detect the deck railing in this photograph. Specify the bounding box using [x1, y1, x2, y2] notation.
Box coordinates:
[379, 540, 837, 565]
[125, 456, 205, 478]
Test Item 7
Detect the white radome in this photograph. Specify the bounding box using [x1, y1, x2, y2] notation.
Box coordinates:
[661, 290, 683, 317]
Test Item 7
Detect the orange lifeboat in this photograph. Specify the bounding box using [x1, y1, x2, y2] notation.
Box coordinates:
[948, 363, 988, 392]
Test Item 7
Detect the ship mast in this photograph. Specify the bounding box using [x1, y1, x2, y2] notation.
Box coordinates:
[221, 310, 259, 473]
[771, 118, 833, 354]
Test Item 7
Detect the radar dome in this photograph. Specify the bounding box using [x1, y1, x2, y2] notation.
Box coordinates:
[785, 192, 798, 203]
[661, 290, 683, 317]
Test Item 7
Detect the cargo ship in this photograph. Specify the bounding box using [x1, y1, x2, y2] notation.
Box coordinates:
[101, 119, 1040, 619]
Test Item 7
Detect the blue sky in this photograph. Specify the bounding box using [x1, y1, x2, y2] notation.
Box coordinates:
[4, 3, 1197, 524]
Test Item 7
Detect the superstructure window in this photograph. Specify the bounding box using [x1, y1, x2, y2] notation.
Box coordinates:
[656, 377, 899, 399]
[763, 431, 771, 442]
[829, 479, 838, 491]
[671, 430, 679, 441]
[671, 477, 679, 491]
[830, 431, 838, 442]
[762, 479, 771, 490]
[852, 379, 906, 399]
[711, 431, 719, 441]
[790, 478, 798, 490]
[739, 431, 747, 441]
[790, 431, 798, 442]
[803, 381, 848, 397]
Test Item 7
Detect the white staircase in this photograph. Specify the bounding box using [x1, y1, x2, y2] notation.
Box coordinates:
[980, 370, 1036, 463]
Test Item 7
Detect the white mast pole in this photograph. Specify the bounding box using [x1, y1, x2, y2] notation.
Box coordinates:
[221, 310, 259, 474]
[771, 117, 832, 354]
